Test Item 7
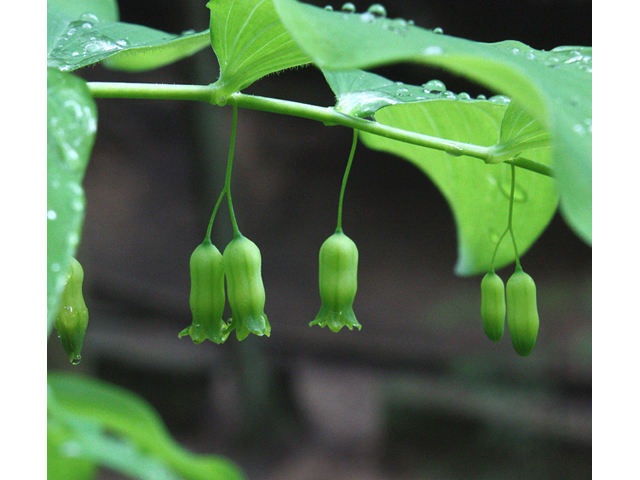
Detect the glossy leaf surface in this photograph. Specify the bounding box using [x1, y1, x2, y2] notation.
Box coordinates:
[47, 0, 210, 72]
[361, 101, 558, 275]
[273, 0, 591, 243]
[207, 0, 311, 101]
[47, 69, 97, 329]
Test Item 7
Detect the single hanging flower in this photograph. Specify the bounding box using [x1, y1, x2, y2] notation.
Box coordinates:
[179, 241, 230, 344]
[223, 235, 271, 340]
[54, 257, 89, 365]
[506, 267, 539, 356]
[310, 230, 361, 332]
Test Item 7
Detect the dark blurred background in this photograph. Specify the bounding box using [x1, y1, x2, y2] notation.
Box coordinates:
[47, 0, 592, 479]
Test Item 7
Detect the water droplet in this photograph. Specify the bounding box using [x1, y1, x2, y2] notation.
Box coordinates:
[71, 355, 82, 365]
[116, 39, 129, 47]
[367, 4, 387, 17]
[423, 79, 445, 93]
[457, 92, 471, 100]
[423, 45, 443, 55]
[80, 12, 100, 23]
[51, 262, 61, 272]
[489, 95, 510, 104]
[81, 22, 93, 30]
[433, 27, 444, 34]
[511, 47, 520, 55]
[324, 5, 334, 11]
[396, 87, 411, 97]
[477, 94, 487, 100]
[441, 90, 457, 99]
[445, 144, 464, 156]
[359, 11, 376, 22]
[47, 210, 58, 221]
[341, 2, 356, 12]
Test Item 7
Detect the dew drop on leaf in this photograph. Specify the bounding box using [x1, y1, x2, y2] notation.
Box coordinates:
[341, 2, 356, 12]
[423, 45, 443, 55]
[433, 27, 444, 34]
[360, 12, 376, 23]
[367, 4, 387, 17]
[423, 79, 445, 93]
[324, 5, 334, 10]
[48, 210, 58, 221]
[79, 12, 100, 24]
[489, 95, 510, 104]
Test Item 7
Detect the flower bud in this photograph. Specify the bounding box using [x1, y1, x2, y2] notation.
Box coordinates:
[310, 231, 361, 332]
[480, 272, 506, 342]
[223, 235, 270, 340]
[180, 241, 229, 344]
[54, 257, 89, 365]
[506, 268, 539, 356]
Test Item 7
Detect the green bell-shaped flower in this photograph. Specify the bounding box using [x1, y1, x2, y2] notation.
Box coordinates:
[310, 230, 361, 332]
[180, 241, 230, 344]
[54, 257, 89, 365]
[506, 268, 539, 356]
[223, 235, 270, 340]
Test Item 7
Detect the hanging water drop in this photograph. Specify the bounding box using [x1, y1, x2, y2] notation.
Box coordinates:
[367, 4, 387, 17]
[341, 2, 356, 12]
[71, 355, 82, 365]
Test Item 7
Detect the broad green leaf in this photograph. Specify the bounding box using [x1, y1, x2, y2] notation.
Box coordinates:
[487, 101, 551, 164]
[207, 0, 311, 102]
[47, 5, 210, 72]
[272, 0, 591, 244]
[48, 372, 247, 480]
[47, 69, 97, 329]
[360, 101, 558, 275]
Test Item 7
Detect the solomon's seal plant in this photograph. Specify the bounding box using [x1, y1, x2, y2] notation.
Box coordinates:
[480, 271, 506, 342]
[47, 0, 590, 477]
[223, 234, 271, 340]
[53, 257, 88, 365]
[310, 130, 362, 332]
[506, 267, 540, 357]
[180, 240, 229, 344]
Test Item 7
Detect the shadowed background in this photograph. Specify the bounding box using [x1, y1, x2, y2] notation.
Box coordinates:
[47, 1, 592, 478]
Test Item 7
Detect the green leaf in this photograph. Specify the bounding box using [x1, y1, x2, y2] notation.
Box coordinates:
[322, 68, 477, 118]
[47, 69, 97, 329]
[48, 0, 120, 24]
[47, 4, 210, 72]
[272, 0, 591, 244]
[487, 101, 552, 164]
[360, 101, 558, 275]
[207, 0, 311, 102]
[48, 372, 247, 480]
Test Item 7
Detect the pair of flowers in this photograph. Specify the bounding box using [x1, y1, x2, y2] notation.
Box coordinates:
[181, 229, 361, 344]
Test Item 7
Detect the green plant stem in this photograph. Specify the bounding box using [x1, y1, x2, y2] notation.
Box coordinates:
[225, 100, 241, 238]
[86, 82, 553, 177]
[336, 129, 358, 232]
[204, 190, 226, 243]
[507, 164, 521, 269]
[489, 164, 521, 271]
